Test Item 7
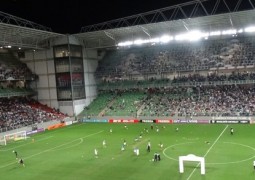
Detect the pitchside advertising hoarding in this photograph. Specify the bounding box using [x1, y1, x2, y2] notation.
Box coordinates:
[173, 119, 210, 124]
[155, 119, 173, 123]
[82, 119, 108, 123]
[210, 120, 250, 124]
[81, 119, 210, 124]
[109, 119, 139, 123]
[26, 128, 45, 135]
[211, 116, 251, 124]
[80, 118, 251, 124]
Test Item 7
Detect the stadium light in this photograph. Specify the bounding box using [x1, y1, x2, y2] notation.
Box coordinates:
[149, 38, 160, 43]
[209, 31, 221, 36]
[238, 29, 243, 33]
[244, 26, 255, 32]
[117, 25, 255, 47]
[188, 31, 208, 41]
[175, 31, 208, 41]
[160, 35, 173, 43]
[222, 29, 237, 35]
[118, 41, 134, 46]
[134, 39, 144, 45]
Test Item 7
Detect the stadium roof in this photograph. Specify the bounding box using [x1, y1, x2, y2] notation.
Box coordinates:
[0, 11, 64, 50]
[74, 0, 255, 49]
[1, 0, 255, 50]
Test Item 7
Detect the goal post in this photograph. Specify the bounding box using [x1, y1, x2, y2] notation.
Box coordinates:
[0, 137, 6, 146]
[179, 154, 205, 175]
[4, 131, 27, 145]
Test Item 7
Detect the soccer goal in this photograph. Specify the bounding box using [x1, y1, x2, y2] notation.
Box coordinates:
[4, 131, 27, 145]
[179, 154, 205, 175]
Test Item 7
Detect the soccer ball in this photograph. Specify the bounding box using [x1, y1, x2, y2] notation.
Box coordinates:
[13, 150, 15, 153]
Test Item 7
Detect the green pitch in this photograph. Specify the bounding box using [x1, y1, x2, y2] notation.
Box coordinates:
[0, 123, 255, 180]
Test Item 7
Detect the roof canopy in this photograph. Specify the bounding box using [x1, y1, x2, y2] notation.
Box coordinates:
[0, 11, 64, 49]
[0, 0, 255, 50]
[75, 0, 255, 49]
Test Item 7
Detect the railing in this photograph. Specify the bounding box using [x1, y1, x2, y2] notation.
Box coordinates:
[0, 90, 37, 98]
[98, 80, 255, 90]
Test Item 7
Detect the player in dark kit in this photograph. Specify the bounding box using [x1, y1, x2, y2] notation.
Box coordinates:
[157, 153, 161, 161]
[19, 158, 25, 167]
[147, 141, 151, 152]
[13, 150, 18, 159]
[154, 153, 158, 162]
[230, 127, 234, 135]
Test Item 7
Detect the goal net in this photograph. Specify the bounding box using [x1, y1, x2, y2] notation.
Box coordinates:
[4, 131, 27, 145]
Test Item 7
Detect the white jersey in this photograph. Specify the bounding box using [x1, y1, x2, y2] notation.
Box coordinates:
[94, 149, 98, 156]
[148, 142, 151, 147]
[134, 148, 139, 156]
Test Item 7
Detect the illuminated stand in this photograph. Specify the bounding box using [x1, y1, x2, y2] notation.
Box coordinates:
[179, 154, 205, 175]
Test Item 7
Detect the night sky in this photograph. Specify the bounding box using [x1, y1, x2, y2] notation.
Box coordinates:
[0, 0, 189, 34]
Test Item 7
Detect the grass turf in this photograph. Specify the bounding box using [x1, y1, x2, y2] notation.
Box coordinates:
[0, 123, 255, 180]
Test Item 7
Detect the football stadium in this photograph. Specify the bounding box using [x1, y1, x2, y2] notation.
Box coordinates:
[1, 0, 255, 179]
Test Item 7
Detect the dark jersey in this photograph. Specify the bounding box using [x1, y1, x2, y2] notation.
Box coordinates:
[19, 159, 24, 164]
[13, 151, 18, 157]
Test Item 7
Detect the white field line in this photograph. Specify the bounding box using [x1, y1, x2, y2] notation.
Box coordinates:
[49, 138, 83, 152]
[0, 136, 54, 152]
[186, 125, 229, 180]
[0, 130, 103, 169]
[1, 123, 85, 152]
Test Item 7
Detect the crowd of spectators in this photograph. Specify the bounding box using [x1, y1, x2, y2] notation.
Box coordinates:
[96, 36, 255, 77]
[0, 97, 67, 131]
[95, 84, 255, 118]
[98, 72, 255, 88]
[140, 85, 255, 117]
[0, 64, 33, 80]
[0, 53, 34, 81]
[172, 72, 255, 83]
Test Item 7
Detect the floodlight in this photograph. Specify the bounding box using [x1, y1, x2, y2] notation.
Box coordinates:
[237, 29, 243, 33]
[187, 31, 205, 41]
[134, 39, 144, 45]
[209, 31, 221, 36]
[222, 29, 236, 35]
[160, 35, 173, 43]
[118, 41, 133, 46]
[150, 38, 160, 43]
[245, 26, 255, 32]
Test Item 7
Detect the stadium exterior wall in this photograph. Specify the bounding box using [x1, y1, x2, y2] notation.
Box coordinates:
[83, 48, 98, 110]
[21, 48, 59, 109]
[20, 36, 99, 116]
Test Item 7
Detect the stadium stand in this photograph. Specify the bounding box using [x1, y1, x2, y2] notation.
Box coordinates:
[0, 97, 67, 132]
[96, 36, 255, 78]
[84, 36, 255, 119]
[0, 52, 34, 81]
[84, 84, 255, 118]
[0, 51, 67, 133]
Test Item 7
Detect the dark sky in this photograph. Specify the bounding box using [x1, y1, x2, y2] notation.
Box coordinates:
[0, 0, 190, 34]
